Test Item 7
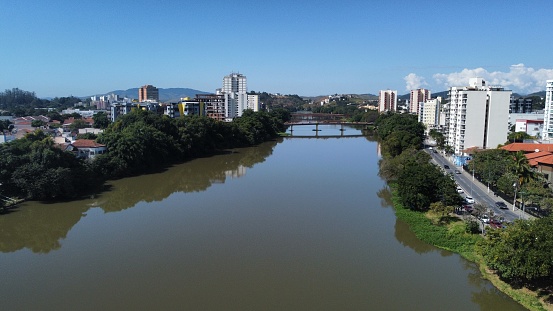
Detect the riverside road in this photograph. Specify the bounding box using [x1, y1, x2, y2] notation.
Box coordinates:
[426, 148, 532, 223]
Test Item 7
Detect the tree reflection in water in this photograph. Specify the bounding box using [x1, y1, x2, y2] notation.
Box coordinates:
[0, 140, 278, 254]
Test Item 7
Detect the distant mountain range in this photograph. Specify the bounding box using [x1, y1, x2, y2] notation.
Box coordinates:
[93, 87, 210, 102]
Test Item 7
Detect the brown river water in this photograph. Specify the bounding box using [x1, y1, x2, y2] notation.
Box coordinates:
[0, 125, 526, 310]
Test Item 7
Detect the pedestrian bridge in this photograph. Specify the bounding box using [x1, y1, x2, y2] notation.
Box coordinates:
[285, 113, 373, 136]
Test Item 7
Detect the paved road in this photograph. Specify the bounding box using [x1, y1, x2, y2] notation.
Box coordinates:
[426, 148, 532, 223]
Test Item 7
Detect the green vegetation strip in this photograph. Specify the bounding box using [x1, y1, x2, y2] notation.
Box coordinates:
[389, 184, 547, 311]
[390, 184, 480, 259]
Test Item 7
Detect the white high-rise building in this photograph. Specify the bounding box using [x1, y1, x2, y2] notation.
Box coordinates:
[221, 73, 248, 120]
[445, 78, 511, 155]
[410, 88, 431, 114]
[247, 94, 260, 112]
[378, 90, 397, 112]
[542, 80, 553, 140]
[419, 97, 441, 131]
[222, 73, 247, 93]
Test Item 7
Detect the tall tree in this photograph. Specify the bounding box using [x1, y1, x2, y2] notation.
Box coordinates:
[92, 112, 110, 129]
[478, 217, 553, 281]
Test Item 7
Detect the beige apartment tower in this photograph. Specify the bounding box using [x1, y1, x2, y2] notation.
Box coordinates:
[139, 84, 159, 102]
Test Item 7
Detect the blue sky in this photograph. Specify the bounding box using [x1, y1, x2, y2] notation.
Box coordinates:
[1, 0, 552, 98]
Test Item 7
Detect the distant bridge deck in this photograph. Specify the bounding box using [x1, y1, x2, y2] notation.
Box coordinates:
[285, 121, 373, 126]
[284, 134, 368, 139]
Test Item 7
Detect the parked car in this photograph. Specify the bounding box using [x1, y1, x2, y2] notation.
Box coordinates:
[456, 187, 463, 193]
[465, 196, 475, 204]
[454, 169, 461, 174]
[489, 219, 504, 229]
[444, 165, 450, 169]
[480, 214, 490, 224]
[462, 205, 473, 214]
[495, 201, 508, 209]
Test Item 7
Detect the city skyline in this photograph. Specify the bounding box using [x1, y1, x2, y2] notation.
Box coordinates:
[2, 0, 553, 98]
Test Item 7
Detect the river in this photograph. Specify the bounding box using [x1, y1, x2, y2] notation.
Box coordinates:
[0, 125, 525, 310]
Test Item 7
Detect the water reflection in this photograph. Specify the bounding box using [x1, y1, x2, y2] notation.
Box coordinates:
[98, 139, 278, 213]
[0, 201, 89, 253]
[0, 140, 278, 253]
[376, 185, 393, 208]
[394, 218, 435, 254]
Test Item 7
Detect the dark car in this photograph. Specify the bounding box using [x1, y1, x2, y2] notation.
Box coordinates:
[489, 219, 504, 229]
[444, 165, 450, 169]
[495, 201, 508, 209]
[462, 205, 473, 213]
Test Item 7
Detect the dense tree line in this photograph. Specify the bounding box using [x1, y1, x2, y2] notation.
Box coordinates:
[376, 112, 463, 211]
[0, 109, 290, 200]
[0, 131, 101, 200]
[0, 88, 83, 117]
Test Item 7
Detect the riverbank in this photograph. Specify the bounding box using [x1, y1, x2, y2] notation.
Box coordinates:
[389, 184, 550, 311]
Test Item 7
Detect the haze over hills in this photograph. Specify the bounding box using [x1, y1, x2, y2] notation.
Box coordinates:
[92, 87, 210, 102]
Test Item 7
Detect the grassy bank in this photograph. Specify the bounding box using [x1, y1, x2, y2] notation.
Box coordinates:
[389, 184, 548, 311]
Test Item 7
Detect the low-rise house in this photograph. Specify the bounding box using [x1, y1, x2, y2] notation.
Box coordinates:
[501, 143, 553, 185]
[72, 139, 107, 159]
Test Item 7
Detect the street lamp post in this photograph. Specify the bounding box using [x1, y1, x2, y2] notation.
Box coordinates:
[512, 182, 518, 212]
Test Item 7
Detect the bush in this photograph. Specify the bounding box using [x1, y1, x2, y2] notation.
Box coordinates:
[465, 219, 480, 234]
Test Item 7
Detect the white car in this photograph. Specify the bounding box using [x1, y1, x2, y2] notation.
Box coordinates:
[456, 187, 463, 193]
[465, 196, 475, 204]
[480, 214, 490, 224]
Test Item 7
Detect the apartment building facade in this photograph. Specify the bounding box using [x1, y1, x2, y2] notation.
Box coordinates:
[378, 90, 397, 112]
[445, 78, 511, 155]
[219, 73, 249, 120]
[139, 84, 159, 102]
[419, 97, 441, 131]
[542, 80, 553, 140]
[409, 88, 431, 114]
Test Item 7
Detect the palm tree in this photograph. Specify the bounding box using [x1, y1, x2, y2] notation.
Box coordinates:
[512, 151, 533, 186]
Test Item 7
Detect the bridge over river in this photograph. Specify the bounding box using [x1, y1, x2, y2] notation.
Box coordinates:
[285, 113, 373, 137]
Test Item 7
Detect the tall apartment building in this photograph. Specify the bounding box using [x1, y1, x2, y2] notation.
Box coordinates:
[378, 90, 397, 112]
[139, 84, 159, 102]
[445, 78, 511, 155]
[220, 73, 248, 120]
[247, 94, 260, 112]
[409, 88, 431, 114]
[542, 80, 553, 140]
[419, 97, 441, 131]
[223, 73, 247, 93]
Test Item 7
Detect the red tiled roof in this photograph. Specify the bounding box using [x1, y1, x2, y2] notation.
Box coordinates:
[72, 139, 105, 148]
[535, 154, 553, 166]
[501, 143, 553, 153]
[462, 146, 482, 154]
[525, 151, 552, 160]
